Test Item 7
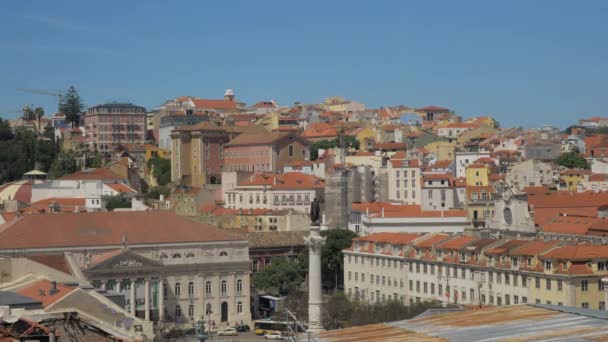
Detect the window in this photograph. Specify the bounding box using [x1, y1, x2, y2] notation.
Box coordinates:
[514, 295, 519, 304]
[582, 280, 589, 292]
[188, 282, 194, 296]
[237, 280, 243, 294]
[546, 279, 551, 290]
[237, 301, 243, 313]
[416, 281, 420, 292]
[522, 276, 527, 287]
[535, 277, 540, 289]
[431, 283, 435, 294]
[175, 283, 181, 296]
[522, 296, 528, 303]
[175, 305, 182, 318]
[288, 145, 294, 157]
[600, 301, 606, 311]
[557, 279, 563, 291]
[505, 274, 510, 285]
[582, 302, 589, 309]
[205, 281, 212, 295]
[206, 303, 212, 315]
[189, 304, 195, 317]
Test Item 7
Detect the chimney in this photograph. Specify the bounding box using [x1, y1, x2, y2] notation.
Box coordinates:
[49, 281, 58, 296]
[381, 207, 385, 218]
[366, 207, 369, 216]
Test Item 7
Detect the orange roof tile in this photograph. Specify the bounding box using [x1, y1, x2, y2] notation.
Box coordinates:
[191, 98, 237, 110]
[542, 244, 608, 261]
[413, 234, 451, 248]
[435, 235, 478, 250]
[0, 211, 242, 249]
[355, 232, 421, 245]
[59, 168, 126, 181]
[239, 172, 324, 190]
[17, 279, 75, 308]
[105, 183, 137, 194]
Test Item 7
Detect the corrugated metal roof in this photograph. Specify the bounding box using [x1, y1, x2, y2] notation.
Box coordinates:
[314, 304, 608, 342]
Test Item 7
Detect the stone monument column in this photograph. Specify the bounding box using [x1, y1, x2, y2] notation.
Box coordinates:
[306, 198, 326, 333]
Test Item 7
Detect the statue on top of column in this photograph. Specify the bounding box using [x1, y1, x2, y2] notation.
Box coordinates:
[310, 197, 320, 225]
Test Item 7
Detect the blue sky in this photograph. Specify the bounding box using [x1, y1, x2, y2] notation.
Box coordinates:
[0, 0, 606, 128]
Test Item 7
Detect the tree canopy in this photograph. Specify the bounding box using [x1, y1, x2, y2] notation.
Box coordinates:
[310, 136, 361, 160]
[556, 151, 590, 169]
[48, 151, 78, 179]
[321, 292, 445, 330]
[321, 229, 358, 290]
[0, 122, 58, 184]
[251, 257, 306, 296]
[59, 86, 84, 127]
[148, 157, 171, 186]
[102, 195, 131, 211]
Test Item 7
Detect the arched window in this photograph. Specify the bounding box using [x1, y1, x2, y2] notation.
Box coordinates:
[205, 281, 212, 295]
[219, 251, 228, 257]
[188, 282, 194, 296]
[159, 253, 168, 259]
[237, 301, 243, 313]
[185, 252, 195, 258]
[236, 279, 243, 294]
[172, 253, 182, 258]
[221, 280, 227, 295]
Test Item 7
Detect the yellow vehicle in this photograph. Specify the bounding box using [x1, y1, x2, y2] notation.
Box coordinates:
[253, 320, 289, 336]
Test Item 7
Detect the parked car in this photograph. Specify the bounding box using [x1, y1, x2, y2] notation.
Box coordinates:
[218, 328, 238, 336]
[264, 332, 285, 340]
[235, 324, 250, 332]
[207, 326, 221, 334]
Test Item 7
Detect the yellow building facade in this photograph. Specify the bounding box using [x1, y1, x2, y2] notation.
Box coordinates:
[425, 141, 456, 161]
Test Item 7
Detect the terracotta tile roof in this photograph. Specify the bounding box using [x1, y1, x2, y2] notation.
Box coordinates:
[17, 279, 75, 308]
[351, 202, 396, 214]
[413, 234, 451, 248]
[242, 230, 308, 249]
[561, 169, 591, 176]
[589, 173, 608, 182]
[454, 177, 467, 187]
[435, 235, 478, 250]
[26, 197, 87, 214]
[484, 240, 529, 255]
[389, 158, 420, 168]
[522, 186, 551, 195]
[239, 172, 324, 190]
[58, 168, 126, 181]
[226, 131, 304, 147]
[191, 98, 237, 110]
[510, 240, 561, 256]
[528, 191, 608, 225]
[542, 244, 608, 261]
[443, 123, 479, 129]
[416, 106, 450, 112]
[391, 151, 407, 159]
[105, 183, 137, 194]
[355, 232, 421, 245]
[540, 215, 602, 235]
[466, 185, 493, 197]
[354, 151, 375, 156]
[0, 211, 242, 249]
[472, 157, 496, 165]
[302, 123, 340, 139]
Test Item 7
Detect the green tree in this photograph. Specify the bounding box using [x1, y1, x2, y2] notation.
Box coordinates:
[252, 257, 306, 296]
[59, 86, 84, 127]
[556, 151, 590, 169]
[321, 229, 358, 290]
[102, 195, 131, 211]
[34, 107, 45, 135]
[310, 136, 361, 160]
[0, 119, 13, 141]
[148, 157, 171, 186]
[48, 151, 78, 179]
[144, 185, 171, 200]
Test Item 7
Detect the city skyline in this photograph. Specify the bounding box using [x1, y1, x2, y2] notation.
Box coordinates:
[1, 0, 607, 128]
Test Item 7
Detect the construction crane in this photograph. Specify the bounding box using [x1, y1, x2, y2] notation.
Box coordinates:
[16, 88, 63, 104]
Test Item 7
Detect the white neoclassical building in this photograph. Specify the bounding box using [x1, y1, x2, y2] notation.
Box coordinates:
[0, 210, 252, 327]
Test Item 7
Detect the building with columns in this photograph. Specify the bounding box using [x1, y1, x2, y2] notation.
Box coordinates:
[0, 211, 252, 327]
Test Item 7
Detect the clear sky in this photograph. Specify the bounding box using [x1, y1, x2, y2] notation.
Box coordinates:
[0, 0, 607, 128]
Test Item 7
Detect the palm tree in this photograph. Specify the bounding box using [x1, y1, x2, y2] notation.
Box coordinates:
[34, 107, 45, 135]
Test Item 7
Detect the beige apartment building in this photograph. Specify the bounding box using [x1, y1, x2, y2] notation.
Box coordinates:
[84, 103, 147, 153]
[387, 153, 422, 205]
[344, 232, 608, 311]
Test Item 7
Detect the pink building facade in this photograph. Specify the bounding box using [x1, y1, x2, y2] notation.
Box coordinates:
[84, 103, 146, 152]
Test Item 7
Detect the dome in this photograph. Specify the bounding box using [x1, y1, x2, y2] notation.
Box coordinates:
[224, 89, 234, 97]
